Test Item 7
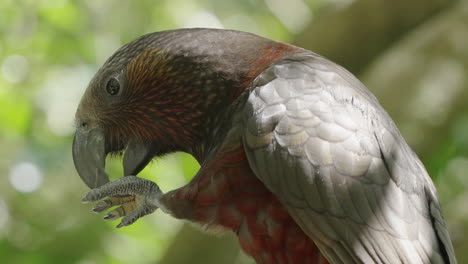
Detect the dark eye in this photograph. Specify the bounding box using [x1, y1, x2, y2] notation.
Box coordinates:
[106, 77, 120, 96]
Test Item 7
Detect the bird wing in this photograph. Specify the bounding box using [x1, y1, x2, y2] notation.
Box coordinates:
[241, 54, 456, 264]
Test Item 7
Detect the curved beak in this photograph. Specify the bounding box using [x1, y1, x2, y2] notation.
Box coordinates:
[72, 128, 110, 189]
[72, 128, 155, 189]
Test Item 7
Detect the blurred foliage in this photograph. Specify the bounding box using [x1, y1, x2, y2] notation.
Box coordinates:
[0, 0, 466, 263]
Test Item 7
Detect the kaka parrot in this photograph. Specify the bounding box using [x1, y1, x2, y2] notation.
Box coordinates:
[72, 28, 457, 264]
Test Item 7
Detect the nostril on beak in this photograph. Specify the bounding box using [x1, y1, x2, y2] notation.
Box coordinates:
[81, 121, 88, 129]
[77, 119, 90, 131]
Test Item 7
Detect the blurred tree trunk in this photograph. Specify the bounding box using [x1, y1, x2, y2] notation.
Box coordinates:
[295, 0, 457, 75]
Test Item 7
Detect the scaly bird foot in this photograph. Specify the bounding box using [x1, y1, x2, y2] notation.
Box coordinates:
[82, 176, 164, 228]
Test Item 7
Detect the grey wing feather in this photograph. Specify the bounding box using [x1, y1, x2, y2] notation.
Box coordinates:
[242, 53, 457, 264]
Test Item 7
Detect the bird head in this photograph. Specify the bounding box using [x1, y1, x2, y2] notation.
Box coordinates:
[72, 28, 301, 189]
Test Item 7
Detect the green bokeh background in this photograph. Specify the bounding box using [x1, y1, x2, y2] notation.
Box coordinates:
[0, 0, 467, 263]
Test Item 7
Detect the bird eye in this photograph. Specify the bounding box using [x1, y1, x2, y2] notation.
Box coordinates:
[106, 78, 120, 96]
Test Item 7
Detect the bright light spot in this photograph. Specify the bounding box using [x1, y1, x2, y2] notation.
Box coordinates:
[36, 65, 95, 136]
[0, 199, 9, 234]
[46, 101, 78, 136]
[182, 10, 224, 29]
[9, 162, 43, 193]
[1, 54, 29, 84]
[265, 0, 311, 33]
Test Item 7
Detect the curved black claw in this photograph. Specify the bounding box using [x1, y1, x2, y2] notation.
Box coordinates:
[82, 176, 164, 228]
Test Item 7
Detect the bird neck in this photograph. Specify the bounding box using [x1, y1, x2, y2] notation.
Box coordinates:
[125, 30, 304, 159]
[179, 43, 304, 163]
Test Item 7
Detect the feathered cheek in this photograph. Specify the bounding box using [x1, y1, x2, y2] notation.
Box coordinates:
[103, 108, 158, 146]
[102, 123, 129, 154]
